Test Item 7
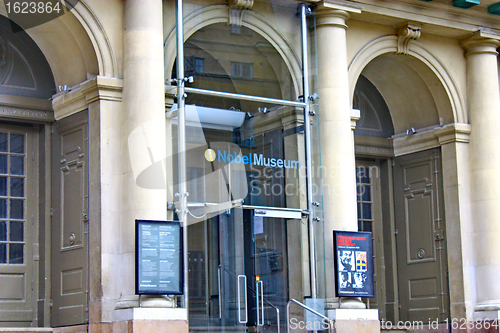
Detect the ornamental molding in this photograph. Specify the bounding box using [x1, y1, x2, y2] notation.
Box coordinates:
[355, 145, 392, 155]
[397, 24, 421, 55]
[0, 105, 52, 121]
[228, 0, 254, 26]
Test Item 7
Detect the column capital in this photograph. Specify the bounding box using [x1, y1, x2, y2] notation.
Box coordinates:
[460, 30, 500, 56]
[315, 1, 356, 29]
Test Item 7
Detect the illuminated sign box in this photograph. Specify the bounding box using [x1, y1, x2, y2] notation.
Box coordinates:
[333, 230, 374, 298]
[135, 220, 183, 295]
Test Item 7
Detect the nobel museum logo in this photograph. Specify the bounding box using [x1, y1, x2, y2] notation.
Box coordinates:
[210, 149, 301, 169]
[204, 148, 216, 162]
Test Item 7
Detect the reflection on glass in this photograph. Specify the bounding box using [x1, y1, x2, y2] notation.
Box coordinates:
[0, 177, 6, 196]
[10, 156, 24, 175]
[10, 221, 23, 242]
[362, 185, 371, 202]
[0, 133, 7, 152]
[0, 199, 6, 218]
[10, 134, 24, 154]
[362, 203, 372, 220]
[10, 199, 23, 219]
[0, 243, 6, 263]
[0, 155, 7, 174]
[10, 178, 24, 197]
[0, 221, 5, 241]
[9, 243, 23, 264]
[363, 221, 372, 232]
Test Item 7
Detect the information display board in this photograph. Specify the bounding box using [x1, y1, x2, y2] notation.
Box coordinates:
[333, 230, 374, 298]
[135, 220, 183, 295]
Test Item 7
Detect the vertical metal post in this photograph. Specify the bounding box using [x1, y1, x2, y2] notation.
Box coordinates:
[176, 0, 189, 309]
[301, 3, 317, 299]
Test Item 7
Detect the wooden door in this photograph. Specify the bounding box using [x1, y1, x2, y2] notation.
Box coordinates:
[0, 126, 37, 327]
[394, 149, 449, 323]
[51, 111, 89, 327]
[355, 160, 386, 320]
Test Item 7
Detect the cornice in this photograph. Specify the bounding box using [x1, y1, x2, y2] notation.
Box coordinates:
[53, 76, 123, 120]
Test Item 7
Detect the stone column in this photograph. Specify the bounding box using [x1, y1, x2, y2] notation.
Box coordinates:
[315, 6, 361, 309]
[461, 30, 500, 315]
[115, 0, 170, 310]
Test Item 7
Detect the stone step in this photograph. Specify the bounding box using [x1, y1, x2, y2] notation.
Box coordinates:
[0, 329, 53, 333]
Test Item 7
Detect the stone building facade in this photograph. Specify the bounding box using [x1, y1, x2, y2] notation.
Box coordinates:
[0, 0, 499, 332]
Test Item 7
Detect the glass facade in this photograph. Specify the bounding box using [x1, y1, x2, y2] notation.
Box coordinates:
[166, 2, 325, 331]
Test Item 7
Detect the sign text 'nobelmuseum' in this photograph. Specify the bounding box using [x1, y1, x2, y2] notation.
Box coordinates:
[215, 149, 301, 169]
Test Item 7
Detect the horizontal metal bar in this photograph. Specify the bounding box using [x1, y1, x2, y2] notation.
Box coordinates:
[180, 86, 307, 108]
[242, 205, 303, 213]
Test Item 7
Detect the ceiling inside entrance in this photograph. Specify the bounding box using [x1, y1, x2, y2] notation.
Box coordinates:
[360, 53, 453, 135]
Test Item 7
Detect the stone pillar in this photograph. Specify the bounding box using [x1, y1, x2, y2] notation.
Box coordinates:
[112, 1, 188, 331]
[315, 6, 361, 309]
[461, 30, 500, 315]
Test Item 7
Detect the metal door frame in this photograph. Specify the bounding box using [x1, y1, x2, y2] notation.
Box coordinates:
[173, 0, 319, 309]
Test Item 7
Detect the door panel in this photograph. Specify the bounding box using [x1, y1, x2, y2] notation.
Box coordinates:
[394, 149, 449, 323]
[355, 160, 386, 320]
[51, 111, 89, 327]
[0, 127, 36, 327]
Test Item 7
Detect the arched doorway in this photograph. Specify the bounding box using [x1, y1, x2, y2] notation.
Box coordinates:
[0, 14, 56, 327]
[168, 18, 309, 332]
[352, 50, 454, 324]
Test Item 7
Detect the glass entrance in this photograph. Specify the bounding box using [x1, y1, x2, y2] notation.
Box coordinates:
[167, 2, 326, 331]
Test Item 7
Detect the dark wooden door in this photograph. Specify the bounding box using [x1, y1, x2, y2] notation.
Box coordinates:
[51, 111, 89, 327]
[394, 148, 449, 323]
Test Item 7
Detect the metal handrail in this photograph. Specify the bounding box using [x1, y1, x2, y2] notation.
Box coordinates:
[287, 299, 333, 333]
[219, 266, 281, 333]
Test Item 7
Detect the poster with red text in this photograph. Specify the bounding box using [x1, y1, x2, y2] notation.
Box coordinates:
[334, 231, 374, 298]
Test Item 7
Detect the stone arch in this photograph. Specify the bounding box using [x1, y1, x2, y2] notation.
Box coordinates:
[164, 4, 302, 97]
[349, 35, 466, 133]
[0, 0, 118, 87]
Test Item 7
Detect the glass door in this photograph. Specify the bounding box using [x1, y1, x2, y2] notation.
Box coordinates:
[167, 1, 326, 331]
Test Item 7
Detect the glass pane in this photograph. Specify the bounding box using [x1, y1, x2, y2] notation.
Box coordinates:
[362, 202, 372, 220]
[10, 221, 23, 242]
[9, 243, 23, 264]
[362, 185, 371, 202]
[10, 178, 24, 197]
[0, 221, 6, 241]
[363, 221, 372, 232]
[10, 134, 24, 154]
[0, 199, 7, 218]
[0, 155, 7, 174]
[10, 156, 24, 175]
[0, 133, 7, 152]
[0, 176, 6, 196]
[10, 199, 23, 219]
[0, 243, 6, 263]
[357, 202, 361, 217]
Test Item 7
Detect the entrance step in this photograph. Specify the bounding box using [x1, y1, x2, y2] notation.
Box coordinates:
[381, 323, 449, 333]
[0, 329, 53, 332]
[190, 327, 247, 332]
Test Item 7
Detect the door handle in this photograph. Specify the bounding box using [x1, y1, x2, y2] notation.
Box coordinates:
[256, 280, 264, 326]
[218, 267, 222, 319]
[237, 275, 247, 324]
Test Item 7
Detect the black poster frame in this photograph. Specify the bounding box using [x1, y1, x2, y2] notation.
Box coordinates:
[333, 230, 374, 298]
[135, 219, 184, 295]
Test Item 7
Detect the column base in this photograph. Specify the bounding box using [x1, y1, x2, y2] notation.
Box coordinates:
[475, 301, 500, 312]
[327, 309, 379, 333]
[112, 307, 188, 333]
[340, 297, 367, 309]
